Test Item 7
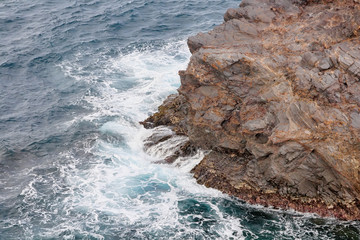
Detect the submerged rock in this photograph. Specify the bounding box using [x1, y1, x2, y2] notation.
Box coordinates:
[142, 0, 360, 220]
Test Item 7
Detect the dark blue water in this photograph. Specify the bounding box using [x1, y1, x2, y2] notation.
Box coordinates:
[0, 0, 359, 239]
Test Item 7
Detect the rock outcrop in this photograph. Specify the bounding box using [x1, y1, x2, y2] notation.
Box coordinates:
[142, 0, 360, 220]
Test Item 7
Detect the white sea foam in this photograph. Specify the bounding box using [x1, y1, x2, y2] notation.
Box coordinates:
[57, 39, 190, 124]
[39, 38, 249, 239]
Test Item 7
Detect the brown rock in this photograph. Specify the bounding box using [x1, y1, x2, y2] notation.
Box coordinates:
[143, 0, 360, 220]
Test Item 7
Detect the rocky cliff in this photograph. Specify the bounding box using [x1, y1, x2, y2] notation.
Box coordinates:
[142, 0, 360, 220]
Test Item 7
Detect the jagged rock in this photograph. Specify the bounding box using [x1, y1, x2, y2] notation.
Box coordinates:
[142, 0, 360, 220]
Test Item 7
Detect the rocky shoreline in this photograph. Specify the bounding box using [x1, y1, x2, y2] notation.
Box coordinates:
[142, 0, 360, 220]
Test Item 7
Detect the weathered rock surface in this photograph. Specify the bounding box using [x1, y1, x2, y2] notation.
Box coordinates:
[142, 0, 360, 220]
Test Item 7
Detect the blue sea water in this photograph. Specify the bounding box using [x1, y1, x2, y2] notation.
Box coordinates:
[0, 0, 359, 239]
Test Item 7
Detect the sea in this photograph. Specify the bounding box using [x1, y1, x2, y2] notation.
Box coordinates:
[0, 0, 359, 239]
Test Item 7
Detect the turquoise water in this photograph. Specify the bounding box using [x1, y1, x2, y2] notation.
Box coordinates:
[0, 0, 359, 239]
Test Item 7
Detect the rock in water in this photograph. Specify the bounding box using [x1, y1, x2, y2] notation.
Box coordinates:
[142, 0, 360, 220]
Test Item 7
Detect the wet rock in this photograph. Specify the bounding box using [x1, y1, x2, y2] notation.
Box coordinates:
[140, 94, 188, 135]
[143, 0, 360, 220]
[143, 128, 173, 148]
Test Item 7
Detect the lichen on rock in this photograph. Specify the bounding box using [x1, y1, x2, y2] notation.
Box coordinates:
[142, 0, 360, 220]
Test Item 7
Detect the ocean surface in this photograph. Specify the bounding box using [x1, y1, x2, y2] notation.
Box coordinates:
[0, 0, 359, 239]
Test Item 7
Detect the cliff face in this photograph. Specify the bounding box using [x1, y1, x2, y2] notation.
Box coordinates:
[142, 0, 360, 220]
